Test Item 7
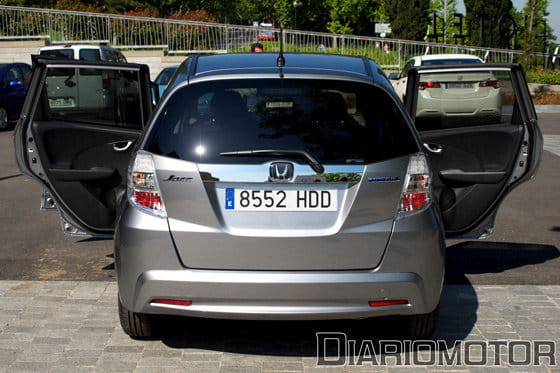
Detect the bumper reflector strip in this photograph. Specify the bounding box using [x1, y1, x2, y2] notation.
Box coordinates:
[368, 299, 408, 307]
[152, 299, 192, 306]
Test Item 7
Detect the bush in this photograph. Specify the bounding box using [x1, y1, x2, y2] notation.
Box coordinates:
[525, 70, 560, 85]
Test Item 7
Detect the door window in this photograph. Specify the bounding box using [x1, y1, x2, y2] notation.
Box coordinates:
[78, 49, 101, 61]
[412, 68, 519, 131]
[117, 52, 127, 63]
[3, 67, 22, 88]
[105, 50, 117, 62]
[41, 66, 143, 129]
[154, 69, 175, 85]
[18, 65, 31, 84]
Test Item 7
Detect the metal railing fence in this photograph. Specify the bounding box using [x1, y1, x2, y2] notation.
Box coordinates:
[0, 5, 555, 69]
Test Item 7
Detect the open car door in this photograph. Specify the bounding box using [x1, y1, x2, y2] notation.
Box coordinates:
[405, 63, 543, 239]
[14, 58, 153, 236]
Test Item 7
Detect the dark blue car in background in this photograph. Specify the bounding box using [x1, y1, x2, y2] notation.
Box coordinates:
[154, 65, 178, 97]
[0, 63, 31, 130]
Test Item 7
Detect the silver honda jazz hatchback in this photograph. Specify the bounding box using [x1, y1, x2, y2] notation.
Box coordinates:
[15, 53, 541, 339]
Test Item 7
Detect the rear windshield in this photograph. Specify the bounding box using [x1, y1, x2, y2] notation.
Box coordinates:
[40, 49, 74, 59]
[146, 79, 418, 165]
[422, 58, 482, 66]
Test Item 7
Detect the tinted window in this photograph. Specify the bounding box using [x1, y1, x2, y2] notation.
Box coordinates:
[106, 50, 118, 62]
[155, 68, 177, 85]
[40, 49, 74, 59]
[146, 79, 418, 165]
[4, 67, 21, 83]
[42, 67, 142, 129]
[79, 49, 101, 61]
[19, 65, 30, 74]
[421, 58, 482, 66]
[18, 65, 31, 84]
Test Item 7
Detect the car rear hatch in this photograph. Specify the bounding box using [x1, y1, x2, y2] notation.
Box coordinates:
[144, 78, 420, 270]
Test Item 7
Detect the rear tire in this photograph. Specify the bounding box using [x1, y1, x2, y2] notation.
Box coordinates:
[118, 297, 157, 339]
[402, 305, 439, 339]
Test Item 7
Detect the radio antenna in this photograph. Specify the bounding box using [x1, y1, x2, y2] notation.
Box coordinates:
[277, 26, 285, 68]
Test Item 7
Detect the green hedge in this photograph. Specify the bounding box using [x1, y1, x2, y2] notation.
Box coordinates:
[525, 70, 560, 85]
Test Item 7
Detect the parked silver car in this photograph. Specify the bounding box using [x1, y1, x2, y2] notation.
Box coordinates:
[14, 55, 542, 339]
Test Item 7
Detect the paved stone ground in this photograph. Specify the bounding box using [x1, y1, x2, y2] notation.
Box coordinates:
[0, 281, 559, 372]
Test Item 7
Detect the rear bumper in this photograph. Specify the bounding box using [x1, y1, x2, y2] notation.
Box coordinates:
[114, 204, 445, 320]
[416, 92, 501, 117]
[134, 270, 424, 320]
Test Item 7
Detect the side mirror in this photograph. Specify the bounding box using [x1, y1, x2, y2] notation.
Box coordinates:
[8, 79, 23, 88]
[388, 73, 399, 80]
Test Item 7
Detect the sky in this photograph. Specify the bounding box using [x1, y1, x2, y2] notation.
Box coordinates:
[456, 0, 560, 43]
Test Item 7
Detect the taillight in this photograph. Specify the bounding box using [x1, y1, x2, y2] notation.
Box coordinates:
[419, 81, 441, 90]
[128, 151, 166, 217]
[479, 80, 499, 88]
[102, 78, 110, 89]
[397, 154, 431, 217]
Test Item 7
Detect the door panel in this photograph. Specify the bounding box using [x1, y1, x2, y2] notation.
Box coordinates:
[14, 59, 152, 236]
[31, 121, 141, 231]
[405, 64, 542, 238]
[421, 124, 523, 233]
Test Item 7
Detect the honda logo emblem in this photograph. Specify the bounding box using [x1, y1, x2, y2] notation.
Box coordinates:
[269, 162, 294, 181]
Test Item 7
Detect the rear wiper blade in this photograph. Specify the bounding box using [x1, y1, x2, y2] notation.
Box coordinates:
[219, 149, 325, 174]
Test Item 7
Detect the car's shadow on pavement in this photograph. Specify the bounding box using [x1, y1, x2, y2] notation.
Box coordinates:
[155, 240, 559, 356]
[445, 241, 560, 285]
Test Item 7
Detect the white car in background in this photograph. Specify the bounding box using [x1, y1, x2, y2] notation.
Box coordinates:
[414, 68, 503, 130]
[391, 54, 484, 100]
[39, 44, 127, 63]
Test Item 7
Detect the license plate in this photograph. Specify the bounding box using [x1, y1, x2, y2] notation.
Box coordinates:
[445, 82, 472, 89]
[49, 97, 75, 108]
[225, 188, 337, 211]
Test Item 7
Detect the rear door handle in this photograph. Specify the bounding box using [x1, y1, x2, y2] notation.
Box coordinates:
[112, 141, 134, 152]
[423, 143, 444, 154]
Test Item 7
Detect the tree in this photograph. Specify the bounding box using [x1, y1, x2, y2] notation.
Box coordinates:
[226, 0, 330, 32]
[517, 0, 556, 67]
[427, 0, 459, 43]
[324, 0, 380, 35]
[385, 0, 430, 41]
[464, 0, 513, 48]
[520, 0, 554, 51]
